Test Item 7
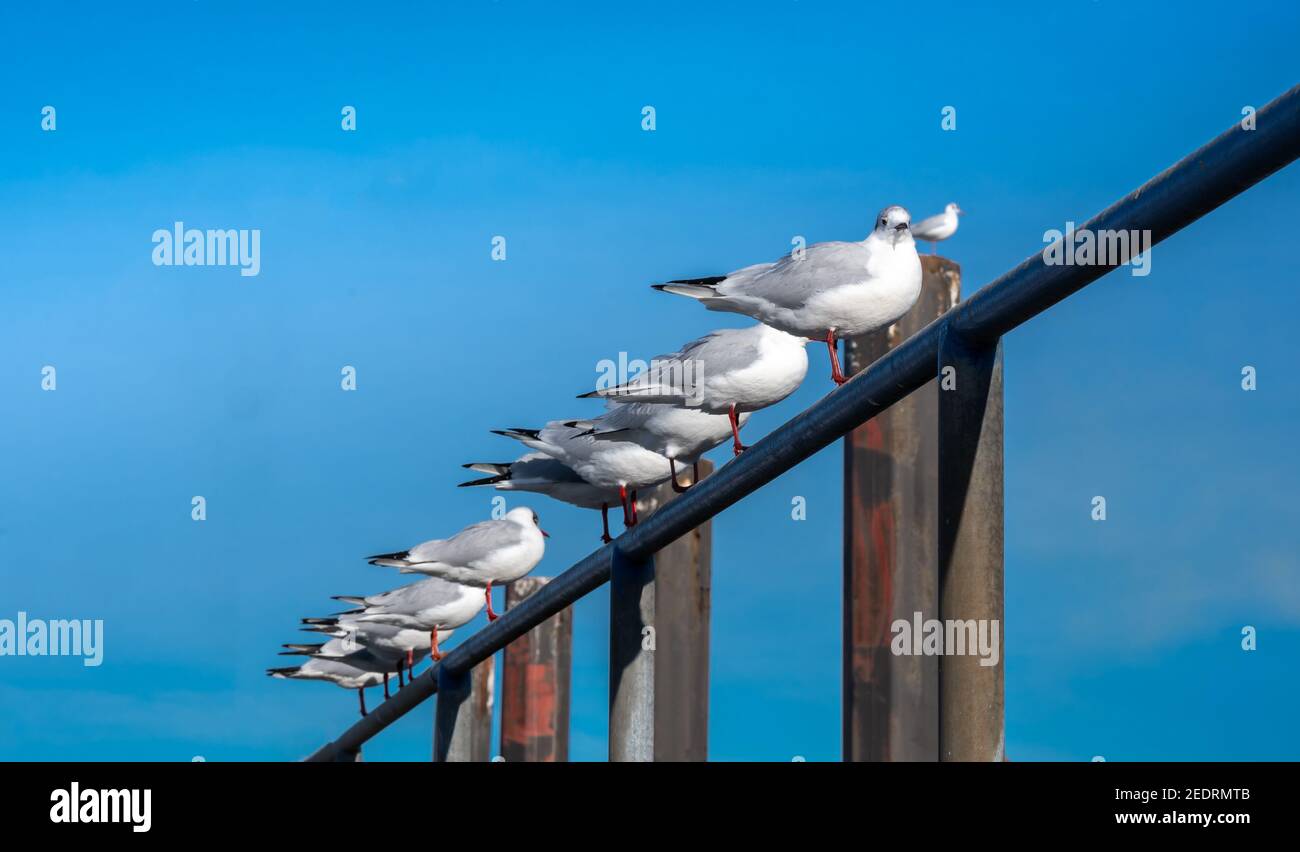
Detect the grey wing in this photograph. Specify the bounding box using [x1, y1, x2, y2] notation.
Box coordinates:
[377, 578, 465, 613]
[511, 454, 588, 485]
[410, 519, 523, 567]
[720, 242, 869, 310]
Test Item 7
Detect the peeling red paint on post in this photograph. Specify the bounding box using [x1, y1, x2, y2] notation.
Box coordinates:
[843, 256, 959, 762]
[500, 577, 571, 762]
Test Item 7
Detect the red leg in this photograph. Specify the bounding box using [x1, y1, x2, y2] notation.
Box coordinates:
[729, 403, 749, 455]
[630, 491, 639, 525]
[407, 649, 414, 680]
[600, 503, 613, 544]
[358, 687, 367, 717]
[383, 672, 390, 700]
[669, 458, 691, 493]
[485, 581, 498, 622]
[619, 484, 631, 527]
[430, 625, 443, 661]
[826, 329, 847, 385]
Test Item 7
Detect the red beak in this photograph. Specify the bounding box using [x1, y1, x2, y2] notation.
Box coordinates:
[541, 529, 550, 538]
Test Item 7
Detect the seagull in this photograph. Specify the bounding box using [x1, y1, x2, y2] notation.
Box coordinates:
[292, 622, 438, 694]
[564, 402, 749, 484]
[331, 577, 485, 665]
[458, 453, 660, 543]
[910, 203, 963, 254]
[578, 323, 807, 456]
[652, 206, 921, 385]
[267, 658, 387, 717]
[366, 508, 547, 622]
[493, 422, 673, 528]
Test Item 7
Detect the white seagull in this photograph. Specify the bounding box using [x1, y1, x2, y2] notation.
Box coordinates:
[294, 621, 439, 693]
[267, 657, 388, 717]
[578, 323, 807, 455]
[366, 508, 547, 622]
[331, 577, 486, 659]
[458, 453, 660, 543]
[492, 422, 674, 528]
[910, 202, 963, 254]
[652, 206, 921, 385]
[564, 402, 749, 484]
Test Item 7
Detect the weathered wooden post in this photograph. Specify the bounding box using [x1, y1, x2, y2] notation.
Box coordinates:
[433, 658, 494, 762]
[842, 256, 960, 761]
[653, 460, 712, 761]
[936, 326, 1005, 762]
[500, 578, 572, 761]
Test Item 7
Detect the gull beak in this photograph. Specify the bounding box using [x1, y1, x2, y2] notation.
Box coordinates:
[541, 529, 550, 538]
[894, 223, 908, 231]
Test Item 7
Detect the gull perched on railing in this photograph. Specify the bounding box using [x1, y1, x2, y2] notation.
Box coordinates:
[267, 657, 390, 717]
[910, 202, 963, 254]
[652, 206, 921, 385]
[578, 323, 808, 457]
[364, 511, 547, 623]
[328, 577, 484, 662]
[295, 621, 439, 692]
[459, 453, 660, 543]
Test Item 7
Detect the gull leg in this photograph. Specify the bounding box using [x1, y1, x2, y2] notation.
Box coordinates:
[383, 672, 390, 700]
[826, 329, 847, 385]
[669, 458, 691, 493]
[693, 462, 700, 482]
[358, 687, 367, 717]
[398, 660, 405, 688]
[600, 503, 613, 544]
[408, 651, 414, 681]
[485, 581, 499, 622]
[619, 484, 632, 527]
[729, 403, 749, 455]
[430, 625, 443, 661]
[630, 491, 639, 525]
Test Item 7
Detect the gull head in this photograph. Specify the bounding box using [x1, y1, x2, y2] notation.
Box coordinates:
[873, 206, 913, 246]
[946, 202, 964, 216]
[506, 505, 550, 538]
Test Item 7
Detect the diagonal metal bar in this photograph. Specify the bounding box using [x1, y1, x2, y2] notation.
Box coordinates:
[305, 83, 1300, 762]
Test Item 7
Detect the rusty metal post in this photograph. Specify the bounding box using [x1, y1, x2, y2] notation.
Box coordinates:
[936, 327, 1005, 762]
[651, 459, 712, 761]
[500, 578, 572, 761]
[433, 658, 494, 762]
[843, 256, 959, 761]
[609, 544, 655, 761]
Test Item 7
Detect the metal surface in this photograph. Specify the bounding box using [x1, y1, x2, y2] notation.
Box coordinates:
[432, 665, 473, 762]
[609, 546, 656, 761]
[652, 460, 713, 761]
[439, 657, 494, 762]
[500, 577, 572, 762]
[843, 256, 959, 761]
[937, 330, 1005, 761]
[305, 84, 1300, 762]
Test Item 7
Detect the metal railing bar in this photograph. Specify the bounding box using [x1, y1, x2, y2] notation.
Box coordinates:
[305, 83, 1300, 762]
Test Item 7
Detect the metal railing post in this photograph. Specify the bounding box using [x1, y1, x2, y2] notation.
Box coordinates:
[432, 665, 474, 762]
[936, 328, 1005, 761]
[609, 545, 655, 761]
[843, 256, 959, 761]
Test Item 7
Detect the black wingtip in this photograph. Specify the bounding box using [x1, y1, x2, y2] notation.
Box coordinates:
[576, 390, 599, 399]
[668, 275, 726, 287]
[650, 283, 667, 291]
[458, 474, 508, 488]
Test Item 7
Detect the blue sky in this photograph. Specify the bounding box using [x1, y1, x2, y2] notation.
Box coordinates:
[1, 1, 1297, 760]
